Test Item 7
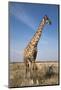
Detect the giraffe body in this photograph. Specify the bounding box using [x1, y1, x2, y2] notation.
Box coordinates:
[24, 15, 51, 79]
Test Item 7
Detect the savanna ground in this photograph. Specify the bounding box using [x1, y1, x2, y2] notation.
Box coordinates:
[9, 61, 59, 88]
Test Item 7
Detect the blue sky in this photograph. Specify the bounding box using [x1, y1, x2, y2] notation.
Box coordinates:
[9, 2, 59, 62]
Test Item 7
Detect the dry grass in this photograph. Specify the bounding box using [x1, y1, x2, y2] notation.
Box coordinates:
[9, 61, 59, 87]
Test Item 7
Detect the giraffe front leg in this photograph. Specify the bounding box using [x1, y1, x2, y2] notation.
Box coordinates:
[24, 58, 28, 78]
[25, 59, 31, 79]
[26, 63, 29, 78]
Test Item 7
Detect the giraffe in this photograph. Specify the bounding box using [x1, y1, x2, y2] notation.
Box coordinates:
[24, 15, 51, 80]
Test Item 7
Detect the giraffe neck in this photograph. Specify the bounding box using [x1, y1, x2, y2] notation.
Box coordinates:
[28, 18, 46, 48]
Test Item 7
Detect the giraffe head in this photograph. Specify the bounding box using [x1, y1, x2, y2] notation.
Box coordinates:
[44, 15, 51, 25]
